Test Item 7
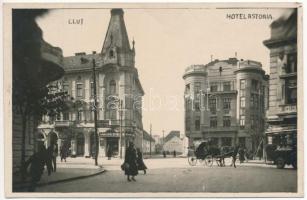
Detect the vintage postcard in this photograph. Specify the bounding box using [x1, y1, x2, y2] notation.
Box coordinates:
[3, 2, 303, 198]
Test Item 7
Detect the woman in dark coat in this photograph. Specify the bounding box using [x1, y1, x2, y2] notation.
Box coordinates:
[136, 148, 147, 174]
[124, 142, 138, 181]
[238, 147, 245, 164]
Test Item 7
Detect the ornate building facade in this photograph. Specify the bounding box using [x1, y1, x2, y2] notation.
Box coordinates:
[183, 58, 269, 153]
[38, 9, 144, 158]
[263, 10, 297, 152]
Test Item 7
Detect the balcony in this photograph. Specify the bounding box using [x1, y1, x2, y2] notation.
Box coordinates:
[39, 40, 64, 85]
[54, 120, 71, 127]
[201, 125, 238, 132]
[278, 104, 297, 116]
[279, 72, 297, 79]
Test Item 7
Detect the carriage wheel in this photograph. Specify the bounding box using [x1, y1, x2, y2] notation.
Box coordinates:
[188, 156, 197, 166]
[205, 155, 213, 167]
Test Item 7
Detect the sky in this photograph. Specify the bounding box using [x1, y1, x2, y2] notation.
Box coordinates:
[36, 7, 290, 137]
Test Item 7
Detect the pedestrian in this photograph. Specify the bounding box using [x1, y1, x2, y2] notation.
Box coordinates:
[124, 142, 138, 182]
[163, 151, 166, 158]
[107, 146, 112, 160]
[60, 144, 67, 162]
[23, 144, 48, 192]
[173, 150, 176, 157]
[136, 148, 147, 174]
[231, 145, 240, 168]
[46, 142, 57, 174]
[239, 146, 245, 164]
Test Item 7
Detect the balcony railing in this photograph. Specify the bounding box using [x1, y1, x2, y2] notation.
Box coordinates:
[278, 104, 297, 115]
[54, 120, 71, 127]
[201, 125, 238, 132]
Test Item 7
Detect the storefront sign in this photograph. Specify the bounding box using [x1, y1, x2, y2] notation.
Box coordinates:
[97, 120, 110, 128]
[99, 132, 119, 137]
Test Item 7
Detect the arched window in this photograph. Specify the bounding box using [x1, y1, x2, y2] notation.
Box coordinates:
[110, 80, 116, 94]
[109, 50, 114, 58]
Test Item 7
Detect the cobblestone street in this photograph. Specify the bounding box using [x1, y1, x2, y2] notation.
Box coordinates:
[35, 157, 297, 193]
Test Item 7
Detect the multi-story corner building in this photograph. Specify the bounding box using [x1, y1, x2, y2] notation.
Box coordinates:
[263, 10, 297, 150]
[38, 8, 145, 158]
[183, 58, 269, 153]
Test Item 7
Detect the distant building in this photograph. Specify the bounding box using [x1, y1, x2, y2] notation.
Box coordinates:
[142, 130, 155, 154]
[163, 131, 184, 154]
[38, 9, 145, 158]
[183, 58, 269, 153]
[263, 10, 297, 153]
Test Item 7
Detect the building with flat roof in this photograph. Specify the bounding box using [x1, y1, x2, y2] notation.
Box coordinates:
[183, 58, 269, 154]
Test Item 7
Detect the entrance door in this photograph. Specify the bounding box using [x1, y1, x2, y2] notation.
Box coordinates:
[106, 138, 119, 157]
[76, 133, 84, 156]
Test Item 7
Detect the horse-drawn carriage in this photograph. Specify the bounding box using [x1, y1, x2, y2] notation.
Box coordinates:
[188, 140, 234, 167]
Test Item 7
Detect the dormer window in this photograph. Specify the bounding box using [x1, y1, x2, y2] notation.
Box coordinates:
[109, 50, 114, 58]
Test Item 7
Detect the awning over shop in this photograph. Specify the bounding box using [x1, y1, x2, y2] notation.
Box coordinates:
[266, 129, 297, 135]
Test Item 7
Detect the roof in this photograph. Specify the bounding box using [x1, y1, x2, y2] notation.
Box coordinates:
[63, 53, 102, 72]
[143, 130, 155, 142]
[164, 131, 180, 143]
[101, 9, 131, 54]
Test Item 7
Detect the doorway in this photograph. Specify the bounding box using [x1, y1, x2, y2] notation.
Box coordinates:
[106, 137, 119, 157]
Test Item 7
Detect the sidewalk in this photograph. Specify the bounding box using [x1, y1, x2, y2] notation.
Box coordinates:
[13, 157, 105, 192]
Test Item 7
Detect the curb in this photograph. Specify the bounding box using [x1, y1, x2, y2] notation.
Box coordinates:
[13, 167, 106, 191]
[37, 168, 106, 187]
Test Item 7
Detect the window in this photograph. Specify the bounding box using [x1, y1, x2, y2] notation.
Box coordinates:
[76, 83, 83, 97]
[223, 116, 231, 127]
[194, 82, 201, 96]
[240, 79, 246, 89]
[251, 115, 255, 129]
[194, 101, 200, 111]
[63, 112, 69, 120]
[286, 53, 297, 73]
[223, 98, 231, 110]
[240, 97, 245, 107]
[240, 108, 245, 115]
[109, 50, 114, 58]
[239, 137, 246, 147]
[77, 110, 83, 121]
[56, 114, 61, 121]
[110, 80, 116, 94]
[209, 98, 217, 114]
[221, 137, 232, 146]
[185, 117, 190, 131]
[240, 115, 245, 128]
[210, 84, 218, 92]
[250, 95, 254, 108]
[185, 84, 190, 94]
[195, 116, 200, 131]
[210, 117, 217, 128]
[286, 79, 297, 104]
[254, 95, 259, 109]
[223, 82, 231, 91]
[251, 80, 259, 92]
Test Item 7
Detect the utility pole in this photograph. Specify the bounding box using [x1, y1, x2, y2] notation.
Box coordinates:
[119, 99, 123, 159]
[92, 59, 99, 166]
[150, 124, 152, 157]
